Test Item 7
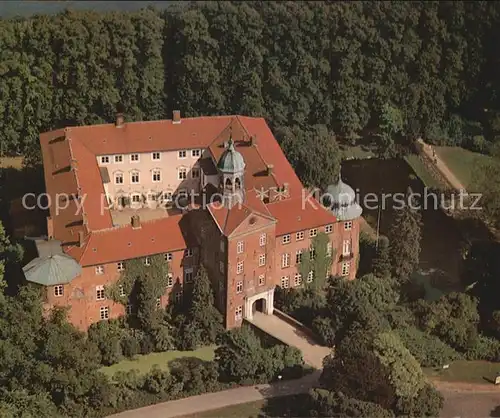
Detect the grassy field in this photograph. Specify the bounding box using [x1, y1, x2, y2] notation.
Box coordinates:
[0, 156, 23, 169]
[180, 400, 267, 418]
[425, 360, 500, 384]
[100, 345, 216, 378]
[404, 154, 443, 189]
[435, 146, 491, 189]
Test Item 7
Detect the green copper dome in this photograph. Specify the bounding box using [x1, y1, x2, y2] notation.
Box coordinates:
[217, 138, 245, 173]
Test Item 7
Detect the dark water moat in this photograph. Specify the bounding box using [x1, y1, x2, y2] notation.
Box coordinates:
[343, 158, 464, 296]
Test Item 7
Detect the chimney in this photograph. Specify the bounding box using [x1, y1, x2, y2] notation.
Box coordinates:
[78, 231, 84, 248]
[131, 214, 141, 229]
[46, 216, 54, 239]
[283, 182, 289, 195]
[266, 164, 274, 176]
[249, 135, 256, 146]
[115, 113, 124, 128]
[172, 110, 181, 124]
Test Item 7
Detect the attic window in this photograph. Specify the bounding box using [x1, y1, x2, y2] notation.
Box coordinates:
[92, 248, 97, 252]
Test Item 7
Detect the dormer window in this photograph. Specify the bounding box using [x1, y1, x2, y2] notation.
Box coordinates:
[152, 152, 161, 161]
[100, 156, 110, 164]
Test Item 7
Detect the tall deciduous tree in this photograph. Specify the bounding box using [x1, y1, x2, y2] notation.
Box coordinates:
[388, 195, 422, 281]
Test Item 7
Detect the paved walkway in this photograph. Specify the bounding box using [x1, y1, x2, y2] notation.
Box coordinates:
[248, 311, 332, 369]
[108, 370, 321, 418]
[417, 138, 467, 193]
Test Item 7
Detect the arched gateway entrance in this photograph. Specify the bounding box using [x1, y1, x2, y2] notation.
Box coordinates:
[244, 288, 274, 321]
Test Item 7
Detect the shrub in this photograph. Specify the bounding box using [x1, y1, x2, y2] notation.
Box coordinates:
[397, 326, 461, 367]
[312, 316, 336, 347]
[465, 334, 500, 361]
[121, 334, 141, 358]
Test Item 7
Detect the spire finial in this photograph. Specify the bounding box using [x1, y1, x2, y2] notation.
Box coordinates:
[338, 164, 342, 183]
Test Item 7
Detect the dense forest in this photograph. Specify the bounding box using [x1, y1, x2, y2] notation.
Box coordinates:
[1, 1, 500, 161]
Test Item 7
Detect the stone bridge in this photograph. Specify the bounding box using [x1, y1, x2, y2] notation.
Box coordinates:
[246, 310, 332, 369]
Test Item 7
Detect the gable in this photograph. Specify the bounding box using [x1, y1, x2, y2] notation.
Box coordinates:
[229, 211, 276, 238]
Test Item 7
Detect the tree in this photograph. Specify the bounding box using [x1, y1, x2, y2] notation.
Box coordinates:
[378, 103, 404, 157]
[182, 265, 223, 348]
[388, 196, 422, 281]
[372, 236, 391, 278]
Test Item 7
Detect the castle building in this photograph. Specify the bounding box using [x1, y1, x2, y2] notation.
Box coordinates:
[23, 112, 362, 330]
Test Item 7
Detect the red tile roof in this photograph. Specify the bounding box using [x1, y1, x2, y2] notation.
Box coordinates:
[40, 114, 336, 265]
[267, 195, 337, 236]
[66, 214, 188, 266]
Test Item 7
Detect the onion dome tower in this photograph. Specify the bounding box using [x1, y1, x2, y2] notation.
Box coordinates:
[217, 137, 246, 208]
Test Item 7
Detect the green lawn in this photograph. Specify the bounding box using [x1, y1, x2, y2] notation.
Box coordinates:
[404, 154, 443, 189]
[435, 146, 492, 189]
[180, 400, 267, 418]
[100, 345, 216, 378]
[424, 360, 500, 384]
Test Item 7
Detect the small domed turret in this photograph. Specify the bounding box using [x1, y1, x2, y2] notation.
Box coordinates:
[217, 138, 245, 173]
[217, 138, 245, 208]
[326, 168, 362, 221]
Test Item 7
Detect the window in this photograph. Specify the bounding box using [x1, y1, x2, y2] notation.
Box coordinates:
[192, 149, 201, 158]
[310, 247, 316, 260]
[166, 273, 173, 287]
[174, 291, 183, 303]
[192, 167, 200, 178]
[156, 298, 161, 308]
[327, 242, 333, 256]
[152, 169, 161, 182]
[152, 152, 161, 161]
[220, 240, 225, 253]
[325, 224, 333, 234]
[178, 167, 187, 180]
[54, 285, 64, 297]
[296, 231, 304, 241]
[117, 261, 125, 271]
[185, 248, 193, 257]
[148, 193, 157, 202]
[235, 306, 243, 321]
[144, 257, 151, 266]
[119, 285, 126, 297]
[96, 285, 105, 301]
[294, 273, 302, 287]
[343, 240, 351, 256]
[259, 233, 266, 247]
[100, 306, 109, 320]
[131, 171, 140, 184]
[185, 268, 193, 283]
[219, 261, 225, 274]
[164, 192, 173, 202]
[309, 228, 318, 237]
[164, 252, 173, 262]
[342, 262, 350, 276]
[237, 261, 244, 274]
[95, 265, 104, 275]
[295, 250, 303, 264]
[130, 154, 139, 163]
[258, 274, 265, 286]
[132, 194, 141, 203]
[281, 253, 290, 268]
[282, 234, 291, 244]
[114, 172, 123, 184]
[344, 221, 353, 230]
[178, 150, 187, 159]
[114, 155, 123, 163]
[100, 156, 110, 164]
[237, 241, 244, 254]
[281, 276, 289, 289]
[126, 304, 133, 315]
[236, 281, 243, 293]
[307, 271, 314, 282]
[258, 254, 266, 266]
